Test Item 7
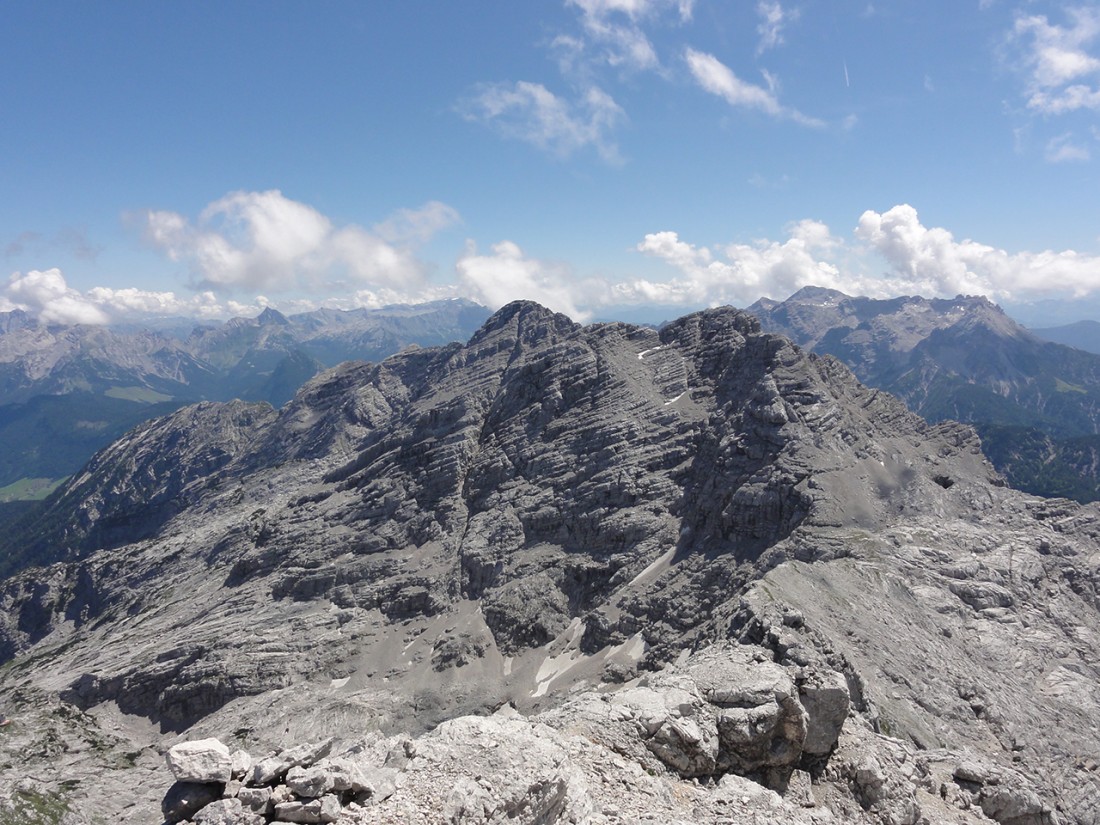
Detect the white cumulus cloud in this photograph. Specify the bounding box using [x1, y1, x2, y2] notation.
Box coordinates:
[627, 220, 845, 306]
[856, 204, 1100, 300]
[1, 269, 269, 324]
[618, 205, 1100, 312]
[140, 190, 455, 294]
[456, 240, 592, 320]
[4, 268, 110, 325]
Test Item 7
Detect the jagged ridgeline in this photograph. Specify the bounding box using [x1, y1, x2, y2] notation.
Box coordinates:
[0, 302, 1098, 823]
[749, 287, 1100, 502]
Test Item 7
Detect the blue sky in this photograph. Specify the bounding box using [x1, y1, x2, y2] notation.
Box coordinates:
[2, 1, 1099, 326]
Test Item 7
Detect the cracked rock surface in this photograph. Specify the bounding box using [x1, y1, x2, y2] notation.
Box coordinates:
[0, 301, 1097, 823]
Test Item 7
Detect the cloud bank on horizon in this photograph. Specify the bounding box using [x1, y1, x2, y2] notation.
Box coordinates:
[4, 191, 1100, 325]
[4, 1, 1100, 326]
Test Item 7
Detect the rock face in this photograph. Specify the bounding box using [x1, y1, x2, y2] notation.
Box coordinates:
[0, 301, 1097, 823]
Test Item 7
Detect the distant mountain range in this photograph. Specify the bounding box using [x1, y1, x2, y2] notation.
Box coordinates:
[748, 286, 1100, 501]
[0, 299, 490, 517]
[1032, 319, 1100, 354]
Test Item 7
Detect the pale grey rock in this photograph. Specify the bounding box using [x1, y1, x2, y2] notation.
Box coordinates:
[284, 764, 335, 798]
[166, 738, 234, 783]
[979, 785, 1058, 825]
[250, 756, 287, 786]
[270, 784, 295, 806]
[274, 794, 341, 823]
[787, 769, 816, 807]
[313, 755, 374, 793]
[193, 797, 260, 824]
[361, 715, 594, 824]
[230, 748, 253, 779]
[798, 668, 850, 755]
[647, 715, 718, 777]
[279, 739, 334, 770]
[236, 785, 273, 814]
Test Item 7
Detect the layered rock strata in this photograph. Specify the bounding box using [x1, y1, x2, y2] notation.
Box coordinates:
[0, 302, 1096, 823]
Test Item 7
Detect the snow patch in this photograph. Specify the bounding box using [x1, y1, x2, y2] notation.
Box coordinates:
[629, 547, 676, 587]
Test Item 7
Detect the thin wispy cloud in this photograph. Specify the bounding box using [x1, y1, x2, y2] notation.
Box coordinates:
[4, 227, 102, 262]
[756, 0, 800, 54]
[564, 0, 694, 72]
[458, 81, 626, 163]
[685, 49, 824, 127]
[374, 201, 462, 245]
[1045, 132, 1091, 162]
[463, 1, 825, 161]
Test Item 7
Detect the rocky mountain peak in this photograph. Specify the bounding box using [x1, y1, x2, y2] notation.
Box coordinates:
[470, 300, 580, 344]
[255, 306, 291, 326]
[782, 285, 849, 305]
[1, 301, 1099, 823]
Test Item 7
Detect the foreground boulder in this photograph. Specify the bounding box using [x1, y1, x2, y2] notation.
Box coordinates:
[167, 738, 234, 783]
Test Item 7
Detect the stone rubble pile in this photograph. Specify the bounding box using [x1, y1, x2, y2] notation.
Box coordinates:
[542, 643, 850, 792]
[162, 736, 396, 824]
[156, 642, 1062, 825]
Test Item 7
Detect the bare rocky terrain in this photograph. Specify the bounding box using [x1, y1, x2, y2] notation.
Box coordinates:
[0, 301, 1098, 824]
[747, 286, 1100, 502]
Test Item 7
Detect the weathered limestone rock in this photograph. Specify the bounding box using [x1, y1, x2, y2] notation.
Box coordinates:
[313, 756, 375, 794]
[647, 716, 718, 777]
[692, 649, 808, 781]
[193, 798, 262, 825]
[284, 764, 335, 798]
[798, 667, 850, 755]
[250, 755, 286, 786]
[273, 794, 341, 823]
[279, 739, 334, 770]
[246, 740, 333, 790]
[6, 302, 1100, 824]
[787, 769, 815, 807]
[979, 786, 1058, 825]
[166, 737, 233, 783]
[230, 748, 253, 779]
[237, 785, 273, 815]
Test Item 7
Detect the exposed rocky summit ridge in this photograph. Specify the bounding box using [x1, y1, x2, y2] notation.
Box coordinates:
[0, 301, 1097, 823]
